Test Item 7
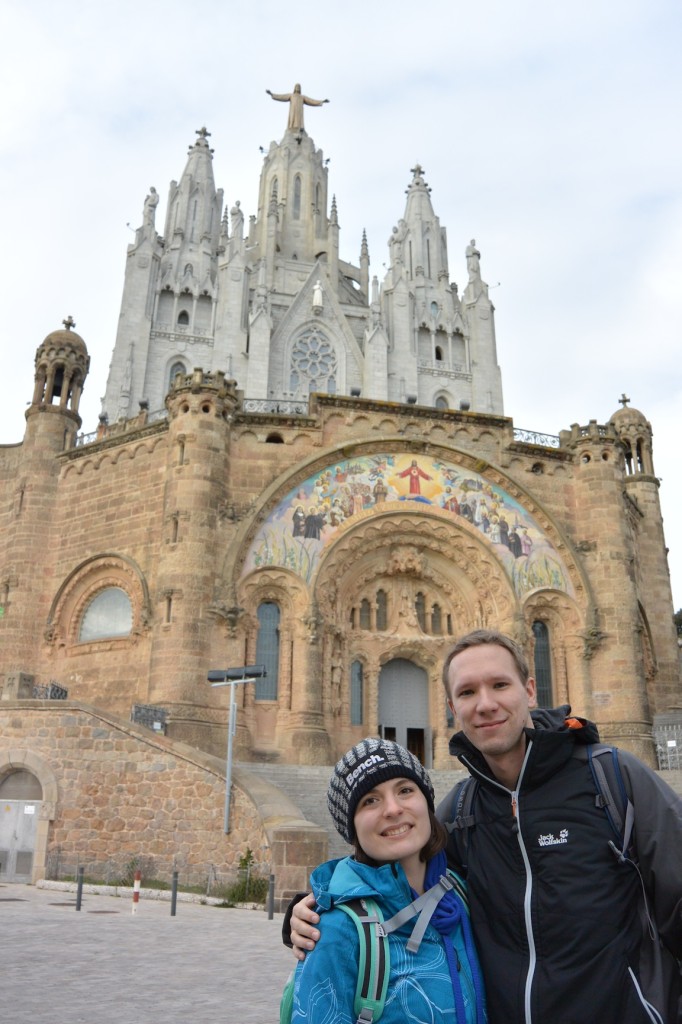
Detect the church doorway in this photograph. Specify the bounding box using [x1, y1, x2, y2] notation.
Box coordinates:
[0, 770, 42, 883]
[378, 658, 431, 768]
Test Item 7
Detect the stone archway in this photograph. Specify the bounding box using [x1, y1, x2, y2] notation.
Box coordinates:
[0, 770, 42, 882]
[0, 751, 58, 883]
[378, 658, 431, 766]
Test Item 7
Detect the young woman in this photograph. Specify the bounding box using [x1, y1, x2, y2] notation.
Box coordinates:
[290, 738, 486, 1024]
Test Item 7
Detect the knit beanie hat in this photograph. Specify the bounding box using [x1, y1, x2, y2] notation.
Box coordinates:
[327, 737, 435, 844]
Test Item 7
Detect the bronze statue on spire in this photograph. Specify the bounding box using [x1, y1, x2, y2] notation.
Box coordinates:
[266, 83, 329, 132]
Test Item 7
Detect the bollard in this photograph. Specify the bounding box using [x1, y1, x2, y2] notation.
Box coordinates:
[76, 866, 84, 911]
[132, 868, 141, 915]
[267, 873, 275, 920]
[170, 870, 179, 917]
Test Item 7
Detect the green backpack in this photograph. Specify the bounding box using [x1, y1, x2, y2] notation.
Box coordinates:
[280, 896, 389, 1024]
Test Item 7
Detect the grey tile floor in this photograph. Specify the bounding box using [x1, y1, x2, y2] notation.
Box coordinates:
[1, 883, 293, 1023]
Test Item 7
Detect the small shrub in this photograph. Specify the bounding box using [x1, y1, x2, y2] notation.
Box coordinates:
[224, 874, 269, 904]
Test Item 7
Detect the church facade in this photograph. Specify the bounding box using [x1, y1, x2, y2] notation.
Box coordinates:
[1, 92, 679, 786]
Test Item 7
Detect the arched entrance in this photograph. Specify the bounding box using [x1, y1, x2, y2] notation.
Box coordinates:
[0, 770, 42, 882]
[378, 658, 431, 767]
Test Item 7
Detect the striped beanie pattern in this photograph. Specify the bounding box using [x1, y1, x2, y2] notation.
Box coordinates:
[327, 737, 435, 844]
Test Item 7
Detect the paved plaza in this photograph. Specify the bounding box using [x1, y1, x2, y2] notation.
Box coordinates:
[1, 882, 293, 1023]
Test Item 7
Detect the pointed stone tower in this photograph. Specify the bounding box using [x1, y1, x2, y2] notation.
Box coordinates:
[103, 128, 223, 421]
[381, 165, 503, 412]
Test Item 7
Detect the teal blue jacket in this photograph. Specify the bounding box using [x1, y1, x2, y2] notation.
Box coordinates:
[291, 856, 486, 1024]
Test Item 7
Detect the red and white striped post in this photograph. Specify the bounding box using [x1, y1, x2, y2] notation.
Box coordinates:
[131, 869, 141, 914]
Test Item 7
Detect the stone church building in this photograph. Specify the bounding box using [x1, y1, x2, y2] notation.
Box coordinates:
[0, 90, 679, 889]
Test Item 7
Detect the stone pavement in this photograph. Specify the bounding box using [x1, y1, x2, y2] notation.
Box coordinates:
[1, 882, 293, 1023]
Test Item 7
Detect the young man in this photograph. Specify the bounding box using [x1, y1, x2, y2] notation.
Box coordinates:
[288, 629, 682, 1023]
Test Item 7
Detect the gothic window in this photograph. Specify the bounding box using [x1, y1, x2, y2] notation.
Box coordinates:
[435, 396, 449, 410]
[177, 310, 190, 326]
[435, 346, 444, 363]
[350, 607, 356, 629]
[293, 175, 302, 219]
[376, 590, 387, 631]
[359, 598, 371, 630]
[350, 661, 364, 725]
[169, 361, 186, 391]
[255, 602, 280, 699]
[431, 604, 442, 635]
[452, 331, 466, 371]
[79, 588, 133, 643]
[532, 620, 553, 707]
[290, 327, 338, 396]
[623, 440, 634, 475]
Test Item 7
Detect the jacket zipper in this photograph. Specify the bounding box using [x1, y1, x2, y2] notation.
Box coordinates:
[512, 740, 536, 1024]
[459, 744, 537, 1022]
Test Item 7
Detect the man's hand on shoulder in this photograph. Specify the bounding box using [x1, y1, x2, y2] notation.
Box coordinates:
[284, 893, 320, 961]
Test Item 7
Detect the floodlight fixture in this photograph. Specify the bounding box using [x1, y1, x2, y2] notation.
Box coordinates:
[207, 665, 266, 683]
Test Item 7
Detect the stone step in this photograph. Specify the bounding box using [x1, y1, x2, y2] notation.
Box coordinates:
[237, 762, 469, 862]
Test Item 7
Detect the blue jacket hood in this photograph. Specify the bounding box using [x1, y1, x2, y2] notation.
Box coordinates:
[311, 856, 412, 912]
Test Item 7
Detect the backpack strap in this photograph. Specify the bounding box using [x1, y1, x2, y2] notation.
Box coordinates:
[439, 777, 478, 874]
[576, 743, 636, 862]
[381, 872, 464, 953]
[338, 897, 390, 1024]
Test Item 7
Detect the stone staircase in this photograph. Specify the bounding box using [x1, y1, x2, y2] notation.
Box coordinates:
[237, 762, 469, 861]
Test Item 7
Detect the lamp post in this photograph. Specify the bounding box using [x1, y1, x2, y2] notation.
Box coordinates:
[207, 665, 267, 833]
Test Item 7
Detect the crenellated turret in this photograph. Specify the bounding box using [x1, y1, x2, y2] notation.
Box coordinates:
[27, 316, 89, 449]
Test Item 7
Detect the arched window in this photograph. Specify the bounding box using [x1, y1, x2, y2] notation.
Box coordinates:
[435, 346, 444, 362]
[376, 590, 387, 631]
[79, 588, 132, 642]
[256, 602, 280, 699]
[431, 603, 442, 635]
[350, 661, 364, 725]
[532, 621, 553, 707]
[293, 175, 302, 219]
[169, 361, 186, 391]
[435, 396, 449, 410]
[177, 310, 190, 326]
[359, 598, 371, 630]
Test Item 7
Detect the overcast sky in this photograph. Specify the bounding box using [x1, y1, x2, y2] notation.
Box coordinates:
[1, 0, 681, 609]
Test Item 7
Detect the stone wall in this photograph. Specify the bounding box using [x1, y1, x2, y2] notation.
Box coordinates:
[0, 700, 326, 909]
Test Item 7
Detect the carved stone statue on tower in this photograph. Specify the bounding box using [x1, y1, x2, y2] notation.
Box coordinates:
[142, 187, 159, 234]
[466, 239, 481, 282]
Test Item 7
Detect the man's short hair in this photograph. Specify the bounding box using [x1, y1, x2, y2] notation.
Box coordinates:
[442, 628, 531, 695]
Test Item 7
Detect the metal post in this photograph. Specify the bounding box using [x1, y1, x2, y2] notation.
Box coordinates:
[75, 865, 84, 911]
[170, 870, 179, 917]
[267, 873, 275, 919]
[224, 679, 237, 833]
[207, 666, 266, 835]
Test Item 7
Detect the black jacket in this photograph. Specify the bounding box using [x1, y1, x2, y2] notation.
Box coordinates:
[442, 706, 682, 1024]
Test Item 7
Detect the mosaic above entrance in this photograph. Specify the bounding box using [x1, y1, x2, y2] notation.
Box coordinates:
[242, 453, 574, 597]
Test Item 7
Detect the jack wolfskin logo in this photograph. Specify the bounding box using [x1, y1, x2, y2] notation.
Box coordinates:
[537, 828, 569, 847]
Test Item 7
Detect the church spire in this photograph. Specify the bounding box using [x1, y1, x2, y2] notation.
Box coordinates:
[160, 127, 224, 297]
[394, 163, 449, 282]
